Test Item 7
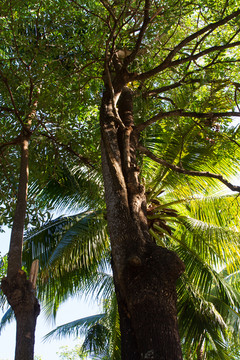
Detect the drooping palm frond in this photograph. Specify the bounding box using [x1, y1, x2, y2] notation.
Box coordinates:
[176, 239, 240, 360]
[179, 271, 240, 360]
[178, 273, 236, 359]
[44, 285, 120, 360]
[43, 314, 106, 341]
[177, 242, 240, 304]
[81, 322, 110, 357]
[23, 209, 109, 318]
[30, 162, 104, 213]
[146, 195, 240, 274]
[23, 215, 79, 270]
[146, 191, 240, 265]
[48, 211, 107, 266]
[175, 217, 240, 269]
[175, 194, 240, 275]
[82, 269, 114, 301]
[182, 193, 240, 228]
[0, 307, 14, 335]
[23, 210, 108, 270]
[102, 292, 121, 360]
[37, 265, 103, 320]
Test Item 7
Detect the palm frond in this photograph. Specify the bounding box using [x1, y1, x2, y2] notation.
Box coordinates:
[81, 322, 109, 355]
[31, 163, 104, 212]
[103, 293, 121, 360]
[178, 274, 228, 359]
[23, 210, 109, 319]
[0, 307, 14, 334]
[83, 270, 114, 301]
[48, 210, 107, 266]
[43, 314, 106, 341]
[23, 210, 108, 271]
[178, 249, 240, 359]
[176, 216, 240, 269]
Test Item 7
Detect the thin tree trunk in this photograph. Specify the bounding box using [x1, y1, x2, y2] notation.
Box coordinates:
[8, 136, 29, 278]
[100, 83, 185, 359]
[1, 134, 40, 360]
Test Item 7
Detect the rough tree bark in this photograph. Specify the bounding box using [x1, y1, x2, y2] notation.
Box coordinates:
[100, 71, 185, 359]
[1, 133, 40, 360]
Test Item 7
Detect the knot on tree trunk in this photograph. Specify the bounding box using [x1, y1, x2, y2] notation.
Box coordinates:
[125, 244, 185, 284]
[153, 245, 185, 281]
[1, 270, 40, 318]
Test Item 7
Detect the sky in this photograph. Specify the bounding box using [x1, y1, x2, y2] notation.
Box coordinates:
[0, 227, 101, 360]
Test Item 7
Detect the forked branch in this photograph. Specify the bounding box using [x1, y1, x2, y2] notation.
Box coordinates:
[132, 8, 240, 81]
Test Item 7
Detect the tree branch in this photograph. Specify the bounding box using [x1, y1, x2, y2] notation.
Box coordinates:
[136, 110, 240, 132]
[0, 69, 24, 127]
[138, 145, 240, 193]
[99, 0, 117, 21]
[170, 40, 240, 68]
[0, 136, 22, 151]
[131, 8, 240, 81]
[39, 132, 93, 167]
[0, 106, 16, 113]
[145, 78, 240, 98]
[135, 40, 240, 81]
[143, 79, 201, 97]
[123, 0, 151, 66]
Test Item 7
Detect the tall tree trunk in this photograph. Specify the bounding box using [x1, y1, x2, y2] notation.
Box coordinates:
[100, 82, 185, 359]
[1, 134, 40, 360]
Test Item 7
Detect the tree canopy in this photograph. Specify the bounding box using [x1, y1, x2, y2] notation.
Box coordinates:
[1, 0, 240, 226]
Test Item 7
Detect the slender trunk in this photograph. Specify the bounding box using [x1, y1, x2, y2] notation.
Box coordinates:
[1, 134, 40, 360]
[100, 82, 185, 359]
[8, 136, 29, 278]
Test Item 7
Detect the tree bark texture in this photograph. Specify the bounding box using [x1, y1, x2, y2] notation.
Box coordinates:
[7, 137, 29, 279]
[1, 271, 40, 360]
[100, 82, 185, 359]
[1, 135, 40, 360]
